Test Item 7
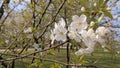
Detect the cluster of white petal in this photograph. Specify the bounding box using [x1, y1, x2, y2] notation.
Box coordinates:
[80, 29, 96, 48]
[50, 18, 67, 44]
[96, 26, 112, 48]
[50, 14, 112, 55]
[75, 29, 96, 55]
[68, 14, 88, 42]
[69, 14, 88, 33]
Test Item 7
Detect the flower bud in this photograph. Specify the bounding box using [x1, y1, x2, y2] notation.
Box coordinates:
[106, 7, 111, 11]
[81, 7, 85, 12]
[94, 3, 97, 7]
[90, 21, 95, 27]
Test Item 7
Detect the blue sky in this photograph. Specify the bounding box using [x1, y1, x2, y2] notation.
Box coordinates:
[0, 0, 30, 11]
[9, 0, 30, 11]
[108, 0, 120, 25]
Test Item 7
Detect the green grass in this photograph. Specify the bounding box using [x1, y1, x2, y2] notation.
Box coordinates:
[86, 49, 120, 68]
[0, 48, 120, 68]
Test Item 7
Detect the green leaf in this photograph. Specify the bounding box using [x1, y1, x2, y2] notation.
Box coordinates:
[79, 0, 90, 9]
[50, 63, 62, 68]
[0, 41, 4, 45]
[97, 13, 104, 22]
[28, 61, 44, 68]
[48, 49, 55, 55]
[98, 0, 104, 7]
[10, 33, 15, 37]
[78, 55, 85, 64]
[102, 0, 108, 8]
[28, 62, 37, 68]
[102, 9, 113, 19]
[67, 0, 73, 4]
[38, 64, 44, 68]
[37, 9, 43, 14]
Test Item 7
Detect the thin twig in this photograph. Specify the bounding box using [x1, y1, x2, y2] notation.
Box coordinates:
[37, 0, 67, 40]
[36, 0, 52, 28]
[0, 41, 68, 62]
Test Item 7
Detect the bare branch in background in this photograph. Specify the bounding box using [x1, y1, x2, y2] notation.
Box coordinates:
[0, 0, 10, 19]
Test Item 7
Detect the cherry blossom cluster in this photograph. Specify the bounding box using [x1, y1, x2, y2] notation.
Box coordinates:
[50, 14, 112, 55]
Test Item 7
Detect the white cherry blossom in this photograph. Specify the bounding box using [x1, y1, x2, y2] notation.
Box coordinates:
[69, 14, 88, 33]
[80, 28, 96, 48]
[75, 47, 94, 55]
[96, 26, 111, 37]
[96, 26, 112, 48]
[50, 18, 67, 44]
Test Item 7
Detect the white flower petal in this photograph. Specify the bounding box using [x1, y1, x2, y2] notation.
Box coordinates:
[80, 29, 96, 48]
[82, 21, 88, 29]
[50, 30, 55, 44]
[87, 28, 94, 35]
[79, 14, 87, 23]
[75, 47, 94, 55]
[70, 14, 88, 33]
[69, 22, 77, 31]
[75, 48, 85, 55]
[96, 26, 112, 48]
[85, 47, 94, 54]
[54, 23, 58, 28]
[51, 19, 67, 42]
[72, 15, 80, 21]
[68, 31, 81, 42]
[58, 18, 66, 27]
